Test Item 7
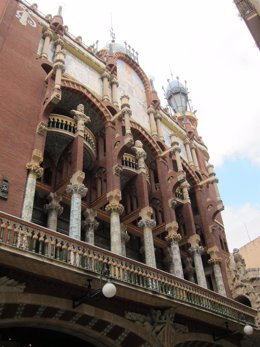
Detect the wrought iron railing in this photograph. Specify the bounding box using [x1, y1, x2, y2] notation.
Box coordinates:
[0, 211, 256, 326]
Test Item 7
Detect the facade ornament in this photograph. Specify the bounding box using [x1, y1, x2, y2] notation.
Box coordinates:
[180, 180, 190, 202]
[113, 164, 123, 176]
[36, 121, 48, 135]
[41, 27, 53, 59]
[66, 183, 88, 197]
[16, 4, 37, 27]
[147, 105, 157, 137]
[132, 140, 147, 172]
[121, 223, 130, 256]
[71, 104, 91, 137]
[0, 177, 9, 200]
[125, 308, 187, 347]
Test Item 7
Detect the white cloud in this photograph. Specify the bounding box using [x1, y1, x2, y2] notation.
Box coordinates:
[222, 203, 260, 251]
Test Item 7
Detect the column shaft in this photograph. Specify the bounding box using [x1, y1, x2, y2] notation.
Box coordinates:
[213, 262, 227, 296]
[69, 192, 82, 240]
[170, 241, 184, 278]
[192, 248, 207, 288]
[21, 172, 37, 221]
[110, 211, 122, 254]
[143, 225, 156, 268]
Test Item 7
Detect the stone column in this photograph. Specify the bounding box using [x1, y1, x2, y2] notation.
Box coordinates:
[189, 234, 207, 288]
[132, 140, 147, 174]
[44, 192, 63, 231]
[121, 224, 130, 257]
[120, 95, 132, 136]
[105, 189, 124, 255]
[110, 75, 119, 107]
[154, 112, 164, 141]
[207, 164, 222, 202]
[180, 180, 190, 203]
[82, 208, 99, 244]
[21, 149, 43, 222]
[147, 105, 157, 137]
[170, 135, 183, 172]
[208, 246, 226, 296]
[191, 143, 199, 170]
[101, 71, 110, 102]
[183, 257, 196, 283]
[52, 38, 65, 103]
[184, 138, 194, 166]
[71, 104, 91, 137]
[138, 207, 156, 268]
[41, 28, 53, 59]
[165, 222, 184, 278]
[66, 171, 88, 240]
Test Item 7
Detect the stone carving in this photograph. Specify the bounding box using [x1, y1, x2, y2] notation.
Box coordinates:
[44, 192, 63, 214]
[125, 308, 188, 347]
[26, 163, 43, 178]
[113, 164, 123, 176]
[16, 4, 37, 27]
[66, 183, 88, 197]
[132, 140, 147, 171]
[105, 189, 124, 215]
[71, 104, 91, 136]
[165, 222, 181, 243]
[36, 121, 48, 135]
[0, 177, 9, 200]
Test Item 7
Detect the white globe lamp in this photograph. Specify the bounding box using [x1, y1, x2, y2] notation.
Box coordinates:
[102, 282, 117, 298]
[243, 325, 253, 336]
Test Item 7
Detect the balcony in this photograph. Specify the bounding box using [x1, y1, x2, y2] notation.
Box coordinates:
[48, 114, 96, 153]
[0, 211, 256, 329]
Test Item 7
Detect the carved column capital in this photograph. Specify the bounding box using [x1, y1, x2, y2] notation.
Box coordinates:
[207, 246, 222, 264]
[154, 112, 162, 121]
[138, 207, 156, 229]
[189, 245, 204, 256]
[165, 221, 182, 243]
[44, 192, 63, 215]
[42, 28, 53, 40]
[188, 233, 201, 248]
[110, 75, 119, 87]
[120, 224, 130, 242]
[82, 208, 99, 230]
[71, 104, 91, 124]
[147, 105, 156, 115]
[66, 183, 88, 197]
[26, 163, 43, 178]
[53, 37, 64, 49]
[105, 189, 124, 215]
[121, 106, 132, 117]
[101, 71, 110, 80]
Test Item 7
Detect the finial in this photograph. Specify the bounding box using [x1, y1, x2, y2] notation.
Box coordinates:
[169, 65, 174, 80]
[110, 13, 116, 42]
[58, 5, 62, 16]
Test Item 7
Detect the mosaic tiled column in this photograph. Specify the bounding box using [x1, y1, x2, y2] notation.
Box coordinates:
[82, 208, 99, 244]
[208, 247, 226, 296]
[120, 95, 132, 135]
[101, 71, 110, 102]
[44, 192, 63, 231]
[121, 224, 130, 257]
[21, 150, 43, 222]
[110, 75, 119, 107]
[138, 207, 156, 268]
[66, 171, 88, 240]
[165, 222, 184, 278]
[155, 112, 164, 141]
[41, 28, 53, 59]
[170, 135, 183, 172]
[184, 138, 194, 166]
[188, 234, 207, 288]
[105, 189, 124, 255]
[147, 105, 157, 137]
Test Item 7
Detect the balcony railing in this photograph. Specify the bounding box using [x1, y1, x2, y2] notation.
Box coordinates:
[122, 154, 138, 170]
[48, 114, 96, 152]
[0, 211, 256, 326]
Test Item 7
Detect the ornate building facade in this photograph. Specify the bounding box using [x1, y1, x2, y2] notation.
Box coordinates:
[0, 1, 258, 346]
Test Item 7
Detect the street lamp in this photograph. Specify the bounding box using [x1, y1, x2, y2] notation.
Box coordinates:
[73, 263, 117, 308]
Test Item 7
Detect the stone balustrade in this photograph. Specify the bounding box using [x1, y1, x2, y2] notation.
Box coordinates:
[48, 114, 96, 151]
[0, 211, 256, 327]
[122, 153, 138, 170]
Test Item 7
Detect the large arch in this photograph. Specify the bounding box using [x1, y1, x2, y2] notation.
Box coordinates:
[0, 292, 157, 347]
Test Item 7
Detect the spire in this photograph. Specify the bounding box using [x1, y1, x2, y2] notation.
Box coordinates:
[110, 13, 116, 43]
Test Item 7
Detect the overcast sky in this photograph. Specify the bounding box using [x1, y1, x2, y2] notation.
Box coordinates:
[33, 0, 260, 251]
